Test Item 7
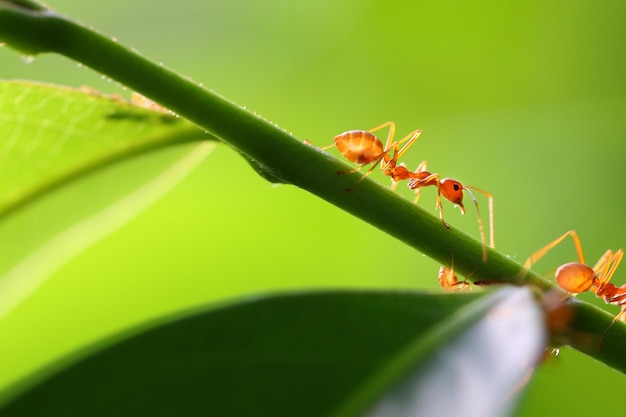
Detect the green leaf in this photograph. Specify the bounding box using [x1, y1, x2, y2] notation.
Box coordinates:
[0, 81, 211, 219]
[0, 81, 214, 318]
[352, 287, 544, 417]
[0, 288, 545, 417]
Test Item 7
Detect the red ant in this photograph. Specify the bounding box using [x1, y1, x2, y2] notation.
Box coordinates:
[524, 230, 625, 342]
[311, 122, 494, 260]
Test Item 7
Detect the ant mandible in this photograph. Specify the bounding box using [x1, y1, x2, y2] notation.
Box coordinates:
[524, 230, 625, 340]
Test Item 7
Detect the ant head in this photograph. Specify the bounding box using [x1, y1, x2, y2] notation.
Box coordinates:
[440, 178, 465, 214]
[555, 262, 595, 293]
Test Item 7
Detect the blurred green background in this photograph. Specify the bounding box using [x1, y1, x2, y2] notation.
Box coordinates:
[1, 0, 625, 415]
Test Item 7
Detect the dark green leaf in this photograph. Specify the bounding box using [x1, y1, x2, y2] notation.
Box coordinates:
[0, 288, 545, 417]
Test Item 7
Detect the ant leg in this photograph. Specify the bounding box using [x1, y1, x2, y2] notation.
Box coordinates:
[303, 138, 335, 151]
[413, 188, 422, 204]
[367, 121, 396, 142]
[523, 230, 585, 270]
[594, 249, 624, 288]
[463, 186, 494, 249]
[336, 164, 368, 176]
[462, 186, 493, 262]
[591, 250, 618, 290]
[380, 129, 423, 178]
[382, 144, 401, 178]
[420, 173, 448, 229]
[380, 128, 422, 173]
[342, 158, 387, 192]
[408, 169, 448, 228]
[409, 161, 430, 203]
[460, 187, 487, 261]
[391, 129, 422, 160]
[369, 122, 398, 175]
[604, 288, 626, 307]
[437, 192, 448, 229]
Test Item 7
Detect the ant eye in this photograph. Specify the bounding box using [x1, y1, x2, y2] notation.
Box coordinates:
[453, 183, 460, 191]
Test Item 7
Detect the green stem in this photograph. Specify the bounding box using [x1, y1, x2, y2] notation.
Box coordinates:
[566, 300, 626, 374]
[1, 0, 625, 374]
[0, 1, 525, 285]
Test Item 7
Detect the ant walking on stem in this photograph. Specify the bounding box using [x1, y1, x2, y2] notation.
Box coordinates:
[310, 122, 494, 261]
[524, 230, 625, 343]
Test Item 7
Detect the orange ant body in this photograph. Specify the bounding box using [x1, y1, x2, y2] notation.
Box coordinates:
[437, 262, 497, 291]
[313, 122, 494, 260]
[438, 264, 471, 292]
[524, 230, 625, 340]
[318, 121, 422, 190]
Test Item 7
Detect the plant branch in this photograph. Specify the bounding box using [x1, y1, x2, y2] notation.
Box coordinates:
[1, 1, 625, 374]
[0, 1, 526, 285]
